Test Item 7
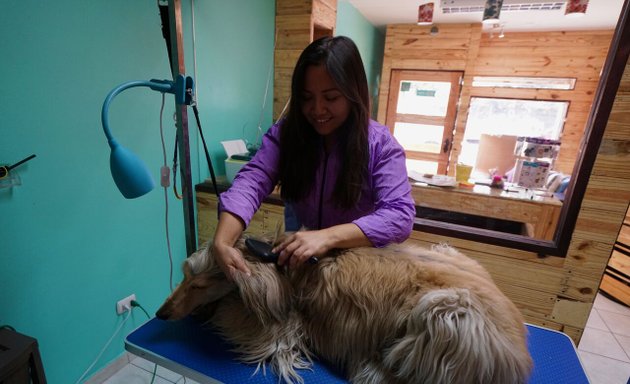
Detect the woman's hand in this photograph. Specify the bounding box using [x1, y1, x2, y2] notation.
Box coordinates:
[212, 242, 251, 281]
[212, 212, 250, 280]
[273, 223, 372, 269]
[274, 230, 331, 269]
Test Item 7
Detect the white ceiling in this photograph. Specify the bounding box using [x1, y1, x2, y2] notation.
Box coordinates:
[346, 0, 625, 32]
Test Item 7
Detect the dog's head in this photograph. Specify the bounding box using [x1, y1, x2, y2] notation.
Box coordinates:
[155, 244, 234, 321]
[156, 236, 293, 324]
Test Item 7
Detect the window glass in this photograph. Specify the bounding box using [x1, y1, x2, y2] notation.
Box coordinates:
[396, 81, 451, 116]
[394, 122, 444, 154]
[459, 97, 568, 166]
[472, 76, 575, 90]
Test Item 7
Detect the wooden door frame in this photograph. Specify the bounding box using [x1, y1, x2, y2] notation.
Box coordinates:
[385, 69, 463, 174]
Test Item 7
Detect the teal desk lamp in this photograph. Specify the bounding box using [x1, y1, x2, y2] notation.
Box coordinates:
[101, 75, 193, 198]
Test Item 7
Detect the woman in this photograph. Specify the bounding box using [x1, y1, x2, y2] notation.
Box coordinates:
[213, 36, 415, 278]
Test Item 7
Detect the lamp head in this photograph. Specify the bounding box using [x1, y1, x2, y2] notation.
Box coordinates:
[109, 139, 155, 199]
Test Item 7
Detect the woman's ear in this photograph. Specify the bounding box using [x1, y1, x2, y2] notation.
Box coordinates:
[233, 263, 292, 325]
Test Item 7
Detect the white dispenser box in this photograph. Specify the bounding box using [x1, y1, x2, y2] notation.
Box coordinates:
[221, 139, 249, 184]
[225, 157, 248, 184]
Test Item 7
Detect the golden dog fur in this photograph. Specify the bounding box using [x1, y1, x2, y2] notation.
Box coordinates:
[156, 236, 532, 384]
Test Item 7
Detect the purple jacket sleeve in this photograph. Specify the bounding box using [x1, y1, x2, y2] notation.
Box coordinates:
[352, 122, 416, 247]
[218, 122, 282, 226]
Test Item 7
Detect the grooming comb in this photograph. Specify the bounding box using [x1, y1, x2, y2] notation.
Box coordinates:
[245, 238, 279, 263]
[245, 236, 318, 265]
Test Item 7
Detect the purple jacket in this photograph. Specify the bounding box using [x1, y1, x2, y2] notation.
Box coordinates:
[219, 119, 416, 247]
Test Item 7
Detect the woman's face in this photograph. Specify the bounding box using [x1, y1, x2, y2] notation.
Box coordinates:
[300, 64, 351, 137]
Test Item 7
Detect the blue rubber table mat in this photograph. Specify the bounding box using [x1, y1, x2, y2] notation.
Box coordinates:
[125, 318, 589, 383]
[125, 317, 346, 383]
[526, 324, 589, 384]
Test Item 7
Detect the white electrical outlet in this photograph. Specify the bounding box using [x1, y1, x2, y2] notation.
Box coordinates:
[116, 293, 137, 315]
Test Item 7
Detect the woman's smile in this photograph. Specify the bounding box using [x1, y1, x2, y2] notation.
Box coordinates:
[301, 64, 351, 137]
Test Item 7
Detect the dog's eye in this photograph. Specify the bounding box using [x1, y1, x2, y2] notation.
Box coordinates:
[191, 284, 208, 290]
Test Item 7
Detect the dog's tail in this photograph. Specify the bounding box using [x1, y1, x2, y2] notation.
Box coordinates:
[383, 288, 531, 384]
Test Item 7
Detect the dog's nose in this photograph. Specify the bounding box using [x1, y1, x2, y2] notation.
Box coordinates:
[155, 308, 169, 320]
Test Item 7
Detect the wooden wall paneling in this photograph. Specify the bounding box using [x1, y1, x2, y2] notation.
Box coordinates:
[572, 207, 629, 244]
[274, 0, 337, 119]
[561, 325, 584, 343]
[387, 58, 467, 71]
[552, 59, 630, 340]
[373, 22, 627, 343]
[276, 14, 312, 49]
[377, 24, 475, 124]
[276, 0, 312, 15]
[472, 31, 612, 176]
[465, 250, 566, 294]
[196, 192, 285, 243]
[450, 24, 482, 176]
[478, 30, 613, 47]
[262, 204, 285, 232]
[497, 283, 558, 322]
[376, 25, 398, 122]
[469, 85, 597, 103]
[407, 230, 565, 266]
[564, 234, 624, 272]
[591, 145, 630, 179]
[312, 0, 336, 31]
[580, 176, 630, 213]
[196, 193, 218, 245]
[377, 26, 611, 176]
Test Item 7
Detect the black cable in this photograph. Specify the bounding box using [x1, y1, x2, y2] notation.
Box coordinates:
[129, 300, 156, 384]
[172, 140, 182, 200]
[158, 2, 174, 76]
[130, 300, 151, 319]
[192, 104, 220, 199]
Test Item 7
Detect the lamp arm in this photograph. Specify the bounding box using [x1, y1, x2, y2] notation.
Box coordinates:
[101, 76, 192, 146]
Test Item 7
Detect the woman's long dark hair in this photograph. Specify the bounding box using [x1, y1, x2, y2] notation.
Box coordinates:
[279, 36, 370, 209]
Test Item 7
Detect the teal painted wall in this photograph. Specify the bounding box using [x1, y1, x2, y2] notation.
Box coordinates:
[0, 0, 274, 382]
[0, 1, 377, 381]
[336, 1, 385, 119]
[189, 1, 275, 179]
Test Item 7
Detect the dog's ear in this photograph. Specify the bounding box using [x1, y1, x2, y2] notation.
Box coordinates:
[232, 263, 292, 325]
[183, 261, 193, 278]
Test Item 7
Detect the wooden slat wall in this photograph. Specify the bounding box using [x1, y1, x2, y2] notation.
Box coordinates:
[377, 24, 477, 126]
[377, 25, 613, 176]
[472, 30, 613, 174]
[403, 59, 630, 344]
[273, 0, 337, 120]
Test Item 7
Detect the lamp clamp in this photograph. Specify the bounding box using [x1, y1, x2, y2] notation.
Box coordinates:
[148, 75, 194, 105]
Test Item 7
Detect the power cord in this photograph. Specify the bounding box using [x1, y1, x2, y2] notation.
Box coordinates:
[129, 300, 187, 383]
[74, 306, 134, 384]
[130, 300, 150, 319]
[130, 300, 158, 384]
[158, 93, 175, 293]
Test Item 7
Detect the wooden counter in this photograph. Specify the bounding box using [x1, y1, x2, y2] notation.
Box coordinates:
[411, 182, 563, 241]
[196, 180, 284, 245]
[196, 179, 562, 242]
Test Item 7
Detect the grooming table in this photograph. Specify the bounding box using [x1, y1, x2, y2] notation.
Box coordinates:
[125, 318, 590, 383]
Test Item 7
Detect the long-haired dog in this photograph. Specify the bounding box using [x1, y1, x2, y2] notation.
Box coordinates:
[156, 236, 532, 384]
